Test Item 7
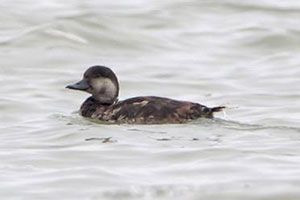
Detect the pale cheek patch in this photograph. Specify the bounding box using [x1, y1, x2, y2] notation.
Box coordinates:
[91, 78, 105, 91]
[91, 78, 117, 97]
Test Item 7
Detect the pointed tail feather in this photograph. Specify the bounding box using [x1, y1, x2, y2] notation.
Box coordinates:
[211, 106, 226, 113]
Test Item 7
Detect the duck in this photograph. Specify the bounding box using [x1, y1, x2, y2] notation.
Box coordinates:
[66, 65, 225, 124]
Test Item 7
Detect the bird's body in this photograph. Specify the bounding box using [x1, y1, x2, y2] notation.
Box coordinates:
[66, 66, 224, 124]
[80, 96, 223, 124]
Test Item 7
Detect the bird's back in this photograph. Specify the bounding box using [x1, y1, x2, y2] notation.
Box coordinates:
[106, 96, 220, 124]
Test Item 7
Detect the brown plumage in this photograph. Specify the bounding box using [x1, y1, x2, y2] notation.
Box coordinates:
[66, 66, 225, 124]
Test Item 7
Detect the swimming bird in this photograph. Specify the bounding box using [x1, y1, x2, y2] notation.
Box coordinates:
[66, 65, 225, 124]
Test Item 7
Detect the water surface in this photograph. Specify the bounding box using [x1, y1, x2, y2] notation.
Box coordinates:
[1, 0, 300, 199]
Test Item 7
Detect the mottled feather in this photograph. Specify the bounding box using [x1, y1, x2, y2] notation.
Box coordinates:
[81, 96, 224, 124]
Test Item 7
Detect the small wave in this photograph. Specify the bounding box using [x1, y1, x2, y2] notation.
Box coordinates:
[213, 118, 300, 133]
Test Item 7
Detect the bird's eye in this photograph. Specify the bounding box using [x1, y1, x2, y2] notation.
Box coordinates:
[83, 75, 88, 79]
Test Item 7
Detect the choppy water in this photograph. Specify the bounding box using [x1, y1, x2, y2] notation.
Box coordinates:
[1, 0, 300, 199]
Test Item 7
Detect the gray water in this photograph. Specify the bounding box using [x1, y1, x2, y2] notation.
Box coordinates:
[1, 0, 300, 199]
